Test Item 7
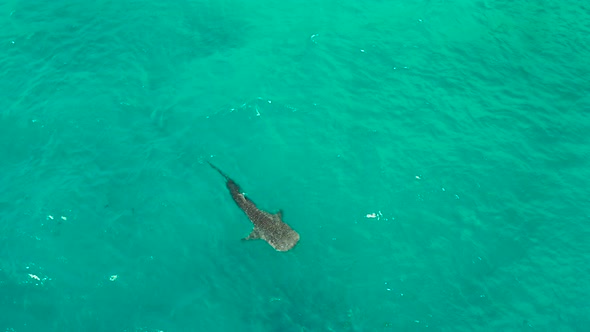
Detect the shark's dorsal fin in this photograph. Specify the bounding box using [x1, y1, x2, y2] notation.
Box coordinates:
[243, 228, 261, 241]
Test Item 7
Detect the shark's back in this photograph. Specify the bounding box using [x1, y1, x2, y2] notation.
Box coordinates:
[247, 209, 299, 252]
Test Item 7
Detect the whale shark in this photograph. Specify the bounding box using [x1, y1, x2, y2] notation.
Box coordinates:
[207, 161, 300, 252]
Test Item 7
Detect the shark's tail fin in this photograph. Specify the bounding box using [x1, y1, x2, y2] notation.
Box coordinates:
[207, 161, 230, 181]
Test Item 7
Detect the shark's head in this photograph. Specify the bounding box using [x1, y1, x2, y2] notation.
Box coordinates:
[271, 231, 300, 252]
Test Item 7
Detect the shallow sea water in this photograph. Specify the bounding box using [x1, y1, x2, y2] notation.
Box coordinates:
[1, 0, 589, 331]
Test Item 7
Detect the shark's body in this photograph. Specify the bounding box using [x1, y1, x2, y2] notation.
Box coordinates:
[207, 161, 299, 252]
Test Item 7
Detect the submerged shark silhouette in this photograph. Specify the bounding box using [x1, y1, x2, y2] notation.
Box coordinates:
[207, 161, 300, 252]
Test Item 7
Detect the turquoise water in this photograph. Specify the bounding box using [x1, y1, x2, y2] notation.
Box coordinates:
[1, 0, 589, 330]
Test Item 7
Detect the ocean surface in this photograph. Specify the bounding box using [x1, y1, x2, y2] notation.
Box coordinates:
[1, 0, 589, 331]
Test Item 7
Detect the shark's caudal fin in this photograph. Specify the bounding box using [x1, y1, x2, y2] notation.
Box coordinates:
[206, 161, 230, 181]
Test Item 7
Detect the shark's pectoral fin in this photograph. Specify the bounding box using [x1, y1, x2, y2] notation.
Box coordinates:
[276, 209, 283, 219]
[243, 228, 261, 241]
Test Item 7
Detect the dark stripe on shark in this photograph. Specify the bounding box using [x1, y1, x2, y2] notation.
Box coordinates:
[207, 161, 300, 252]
